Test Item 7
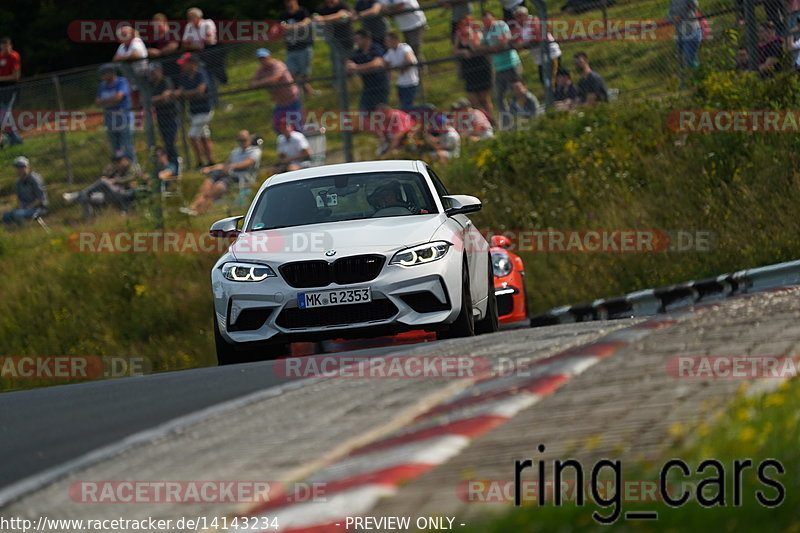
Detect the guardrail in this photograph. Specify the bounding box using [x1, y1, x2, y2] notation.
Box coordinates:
[530, 258, 800, 326]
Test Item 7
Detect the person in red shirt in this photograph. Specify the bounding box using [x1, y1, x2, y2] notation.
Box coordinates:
[372, 103, 413, 155]
[0, 36, 23, 146]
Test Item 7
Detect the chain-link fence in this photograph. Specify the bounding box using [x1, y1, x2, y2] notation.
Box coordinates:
[0, 0, 783, 227]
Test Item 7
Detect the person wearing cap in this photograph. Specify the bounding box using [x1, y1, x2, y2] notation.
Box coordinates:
[62, 155, 142, 220]
[147, 62, 179, 164]
[249, 48, 301, 133]
[2, 156, 47, 228]
[95, 63, 136, 163]
[423, 114, 461, 163]
[180, 130, 262, 216]
[174, 52, 215, 168]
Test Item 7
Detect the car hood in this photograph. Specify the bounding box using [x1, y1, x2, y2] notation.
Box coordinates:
[229, 214, 447, 263]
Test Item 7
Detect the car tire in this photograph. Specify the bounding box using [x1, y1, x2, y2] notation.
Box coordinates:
[475, 255, 499, 334]
[214, 314, 288, 365]
[439, 261, 475, 339]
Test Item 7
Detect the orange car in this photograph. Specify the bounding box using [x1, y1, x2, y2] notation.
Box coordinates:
[491, 235, 528, 324]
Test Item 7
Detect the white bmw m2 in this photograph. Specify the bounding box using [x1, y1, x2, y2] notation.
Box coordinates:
[210, 160, 498, 364]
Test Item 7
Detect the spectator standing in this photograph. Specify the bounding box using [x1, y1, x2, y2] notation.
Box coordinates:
[514, 8, 562, 84]
[444, 0, 473, 37]
[275, 119, 313, 172]
[180, 130, 262, 216]
[382, 31, 419, 110]
[249, 48, 301, 133]
[346, 30, 390, 111]
[0, 37, 23, 147]
[355, 0, 389, 47]
[113, 24, 148, 76]
[573, 52, 608, 105]
[2, 157, 46, 228]
[501, 0, 526, 21]
[758, 21, 784, 76]
[479, 11, 522, 115]
[63, 155, 141, 220]
[174, 53, 215, 167]
[280, 0, 318, 97]
[668, 0, 702, 68]
[147, 62, 179, 164]
[553, 68, 578, 109]
[182, 8, 228, 87]
[379, 0, 427, 62]
[146, 13, 180, 58]
[453, 15, 494, 121]
[95, 63, 136, 162]
[315, 0, 355, 60]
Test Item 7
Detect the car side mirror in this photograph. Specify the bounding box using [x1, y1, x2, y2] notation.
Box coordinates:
[491, 235, 512, 249]
[443, 195, 482, 216]
[210, 216, 244, 238]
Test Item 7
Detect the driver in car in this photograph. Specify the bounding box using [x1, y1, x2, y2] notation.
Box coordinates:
[368, 182, 426, 215]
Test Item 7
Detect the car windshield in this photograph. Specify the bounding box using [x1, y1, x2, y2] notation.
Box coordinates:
[247, 171, 439, 231]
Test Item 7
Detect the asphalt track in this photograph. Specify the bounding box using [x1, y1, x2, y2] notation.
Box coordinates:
[0, 341, 427, 490]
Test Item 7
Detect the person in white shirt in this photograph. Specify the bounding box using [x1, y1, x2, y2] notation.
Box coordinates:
[182, 7, 218, 50]
[382, 31, 419, 110]
[513, 7, 561, 84]
[180, 130, 262, 215]
[275, 120, 313, 172]
[113, 24, 148, 76]
[379, 0, 427, 61]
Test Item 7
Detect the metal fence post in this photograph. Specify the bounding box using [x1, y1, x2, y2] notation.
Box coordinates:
[332, 47, 354, 162]
[137, 71, 163, 230]
[532, 0, 554, 109]
[51, 75, 74, 186]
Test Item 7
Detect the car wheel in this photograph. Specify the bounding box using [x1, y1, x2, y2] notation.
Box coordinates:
[475, 255, 499, 334]
[214, 314, 288, 365]
[439, 261, 475, 339]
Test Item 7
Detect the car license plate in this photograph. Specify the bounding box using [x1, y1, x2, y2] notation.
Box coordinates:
[298, 287, 372, 309]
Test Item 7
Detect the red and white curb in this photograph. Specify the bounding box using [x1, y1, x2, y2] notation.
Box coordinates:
[230, 316, 687, 532]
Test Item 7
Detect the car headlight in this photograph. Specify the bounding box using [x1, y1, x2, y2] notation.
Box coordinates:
[390, 242, 451, 266]
[492, 251, 513, 277]
[221, 262, 276, 282]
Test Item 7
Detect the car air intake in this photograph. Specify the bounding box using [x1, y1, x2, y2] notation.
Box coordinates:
[229, 308, 273, 332]
[399, 291, 450, 313]
[276, 299, 398, 328]
[279, 255, 385, 288]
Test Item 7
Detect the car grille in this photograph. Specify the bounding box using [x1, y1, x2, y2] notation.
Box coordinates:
[276, 300, 398, 329]
[279, 255, 385, 288]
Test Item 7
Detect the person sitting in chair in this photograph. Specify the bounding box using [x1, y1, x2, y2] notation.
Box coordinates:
[62, 154, 141, 220]
[180, 130, 262, 216]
